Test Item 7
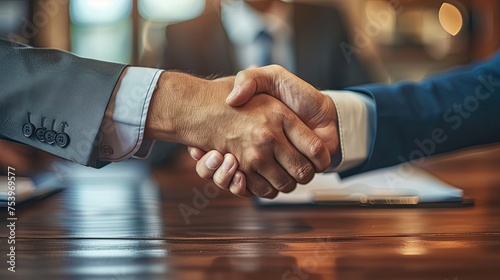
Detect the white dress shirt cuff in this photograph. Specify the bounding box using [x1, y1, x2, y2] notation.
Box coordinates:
[322, 90, 376, 172]
[98, 67, 163, 162]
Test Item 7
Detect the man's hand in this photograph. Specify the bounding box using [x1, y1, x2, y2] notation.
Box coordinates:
[188, 65, 341, 195]
[228, 65, 339, 154]
[145, 71, 331, 198]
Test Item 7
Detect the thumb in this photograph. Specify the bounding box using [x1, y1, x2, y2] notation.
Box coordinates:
[226, 65, 281, 106]
[225, 65, 332, 133]
[187, 146, 207, 161]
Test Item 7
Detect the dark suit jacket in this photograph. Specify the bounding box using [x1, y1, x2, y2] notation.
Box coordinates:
[164, 3, 372, 90]
[0, 39, 126, 167]
[342, 52, 500, 176]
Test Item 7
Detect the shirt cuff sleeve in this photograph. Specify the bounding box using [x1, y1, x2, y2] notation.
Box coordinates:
[98, 67, 163, 162]
[322, 90, 376, 172]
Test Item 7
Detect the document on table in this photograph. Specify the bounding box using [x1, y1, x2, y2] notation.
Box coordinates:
[255, 164, 468, 207]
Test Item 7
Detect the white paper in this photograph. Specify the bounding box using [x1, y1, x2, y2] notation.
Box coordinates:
[257, 164, 463, 205]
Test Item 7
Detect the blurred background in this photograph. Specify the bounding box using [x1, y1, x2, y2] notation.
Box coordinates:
[1, 0, 499, 82]
[1, 0, 500, 174]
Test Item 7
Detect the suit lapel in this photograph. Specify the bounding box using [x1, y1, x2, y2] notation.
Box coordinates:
[203, 10, 238, 76]
[293, 4, 329, 89]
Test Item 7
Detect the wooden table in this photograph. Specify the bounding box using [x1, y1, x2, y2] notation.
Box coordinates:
[1, 144, 499, 279]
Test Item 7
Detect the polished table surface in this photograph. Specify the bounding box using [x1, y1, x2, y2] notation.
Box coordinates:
[1, 145, 499, 279]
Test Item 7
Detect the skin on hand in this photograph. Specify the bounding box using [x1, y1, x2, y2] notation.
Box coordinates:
[227, 65, 339, 155]
[188, 148, 250, 197]
[189, 65, 341, 196]
[145, 72, 330, 198]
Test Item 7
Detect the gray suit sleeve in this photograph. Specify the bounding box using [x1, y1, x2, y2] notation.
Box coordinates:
[0, 39, 127, 167]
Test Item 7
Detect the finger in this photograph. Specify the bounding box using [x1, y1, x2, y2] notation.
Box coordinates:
[247, 152, 297, 195]
[195, 150, 224, 180]
[187, 146, 207, 161]
[245, 171, 280, 199]
[212, 154, 239, 190]
[227, 66, 329, 129]
[226, 76, 258, 106]
[283, 114, 331, 172]
[228, 171, 252, 198]
[273, 133, 315, 185]
[226, 65, 283, 106]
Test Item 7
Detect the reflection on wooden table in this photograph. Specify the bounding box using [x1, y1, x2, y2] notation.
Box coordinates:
[0, 144, 499, 279]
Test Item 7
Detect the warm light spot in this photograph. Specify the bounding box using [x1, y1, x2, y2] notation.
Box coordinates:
[438, 3, 463, 36]
[399, 238, 427, 256]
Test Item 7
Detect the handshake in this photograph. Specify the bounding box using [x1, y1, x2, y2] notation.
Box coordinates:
[2, 39, 495, 187]
[146, 65, 342, 199]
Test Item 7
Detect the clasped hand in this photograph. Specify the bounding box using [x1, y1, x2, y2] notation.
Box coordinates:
[187, 65, 340, 198]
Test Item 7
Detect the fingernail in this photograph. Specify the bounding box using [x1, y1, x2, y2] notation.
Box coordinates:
[187, 147, 197, 160]
[226, 86, 239, 102]
[221, 155, 233, 172]
[232, 173, 241, 185]
[206, 153, 220, 169]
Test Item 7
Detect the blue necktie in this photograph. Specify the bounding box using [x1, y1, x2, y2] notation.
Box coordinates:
[256, 30, 273, 66]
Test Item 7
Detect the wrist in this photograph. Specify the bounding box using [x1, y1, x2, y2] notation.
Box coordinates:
[144, 72, 234, 147]
[322, 90, 373, 172]
[145, 71, 203, 142]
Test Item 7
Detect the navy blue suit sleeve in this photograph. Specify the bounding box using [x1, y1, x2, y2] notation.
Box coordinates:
[341, 52, 500, 177]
